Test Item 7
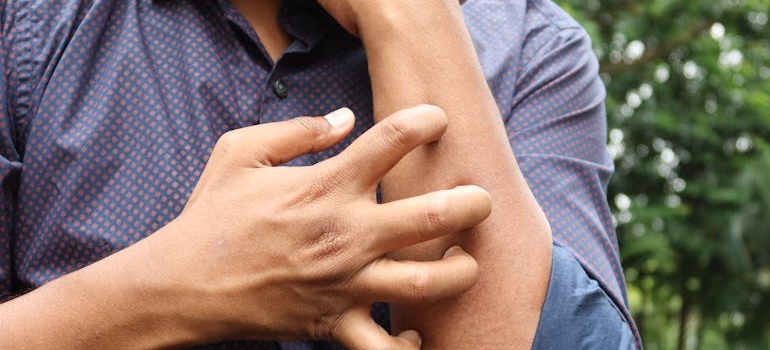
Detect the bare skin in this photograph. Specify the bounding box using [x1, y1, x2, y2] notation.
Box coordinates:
[234, 0, 553, 347]
[0, 107, 490, 349]
[0, 0, 551, 349]
[315, 1, 553, 348]
[230, 0, 291, 62]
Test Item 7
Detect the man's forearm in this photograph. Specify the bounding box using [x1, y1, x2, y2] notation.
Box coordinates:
[356, 2, 553, 348]
[0, 236, 198, 349]
[0, 108, 494, 349]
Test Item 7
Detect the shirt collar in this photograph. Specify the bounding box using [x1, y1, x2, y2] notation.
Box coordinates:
[277, 0, 334, 51]
[169, 0, 335, 52]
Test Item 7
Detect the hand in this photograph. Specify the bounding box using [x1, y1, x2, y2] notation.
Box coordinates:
[148, 105, 491, 348]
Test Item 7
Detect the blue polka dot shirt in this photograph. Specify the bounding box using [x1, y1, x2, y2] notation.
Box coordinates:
[0, 0, 639, 348]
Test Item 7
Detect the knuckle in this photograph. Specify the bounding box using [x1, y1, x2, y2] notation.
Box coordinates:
[325, 311, 358, 344]
[214, 130, 243, 155]
[211, 130, 249, 164]
[381, 116, 417, 149]
[287, 170, 339, 206]
[424, 194, 453, 232]
[302, 171, 336, 201]
[315, 229, 353, 261]
[308, 315, 334, 341]
[404, 267, 434, 303]
[298, 219, 355, 277]
[315, 156, 359, 192]
[291, 117, 330, 141]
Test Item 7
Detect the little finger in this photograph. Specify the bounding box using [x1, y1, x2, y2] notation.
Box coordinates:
[334, 308, 421, 350]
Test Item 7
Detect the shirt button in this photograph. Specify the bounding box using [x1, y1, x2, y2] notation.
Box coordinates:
[272, 78, 289, 99]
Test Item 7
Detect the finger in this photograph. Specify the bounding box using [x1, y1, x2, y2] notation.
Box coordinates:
[334, 308, 421, 350]
[363, 185, 492, 254]
[396, 330, 422, 347]
[211, 108, 355, 168]
[353, 247, 479, 304]
[322, 104, 447, 188]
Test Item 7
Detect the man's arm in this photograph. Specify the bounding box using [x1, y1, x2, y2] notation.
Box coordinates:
[0, 108, 492, 349]
[317, 1, 553, 348]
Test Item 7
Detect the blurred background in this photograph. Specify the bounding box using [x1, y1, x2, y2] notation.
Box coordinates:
[558, 1, 770, 349]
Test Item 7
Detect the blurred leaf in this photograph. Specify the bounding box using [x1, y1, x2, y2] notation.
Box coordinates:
[559, 0, 770, 348]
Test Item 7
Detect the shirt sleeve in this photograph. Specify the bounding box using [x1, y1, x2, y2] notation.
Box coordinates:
[1, 1, 22, 297]
[507, 26, 630, 322]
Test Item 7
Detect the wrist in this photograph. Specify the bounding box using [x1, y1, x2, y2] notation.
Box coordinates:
[0, 242, 203, 350]
[63, 236, 204, 348]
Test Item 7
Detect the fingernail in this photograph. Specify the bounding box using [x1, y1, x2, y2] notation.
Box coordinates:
[324, 107, 354, 128]
[455, 185, 492, 199]
[443, 246, 466, 258]
[455, 185, 480, 192]
[401, 330, 422, 346]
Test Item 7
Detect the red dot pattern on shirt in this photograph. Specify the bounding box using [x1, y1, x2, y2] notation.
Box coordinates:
[0, 0, 639, 348]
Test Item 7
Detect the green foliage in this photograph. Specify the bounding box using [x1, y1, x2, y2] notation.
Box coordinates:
[559, 0, 770, 348]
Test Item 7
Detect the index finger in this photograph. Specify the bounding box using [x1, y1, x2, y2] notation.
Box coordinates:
[321, 104, 448, 190]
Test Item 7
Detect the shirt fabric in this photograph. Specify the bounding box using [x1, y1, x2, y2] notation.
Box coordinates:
[532, 244, 636, 349]
[0, 0, 640, 348]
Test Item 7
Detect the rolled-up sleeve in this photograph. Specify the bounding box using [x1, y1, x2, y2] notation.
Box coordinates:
[1, 1, 22, 297]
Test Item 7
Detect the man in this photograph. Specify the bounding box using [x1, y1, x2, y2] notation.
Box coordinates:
[0, 0, 640, 349]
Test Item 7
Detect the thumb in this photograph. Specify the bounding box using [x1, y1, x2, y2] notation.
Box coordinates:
[212, 108, 356, 168]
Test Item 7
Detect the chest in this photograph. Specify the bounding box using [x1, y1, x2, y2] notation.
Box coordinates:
[15, 1, 374, 258]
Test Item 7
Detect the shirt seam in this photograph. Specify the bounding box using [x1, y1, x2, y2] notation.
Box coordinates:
[507, 26, 586, 128]
[529, 0, 581, 31]
[517, 0, 584, 71]
[519, 26, 585, 79]
[12, 0, 36, 146]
